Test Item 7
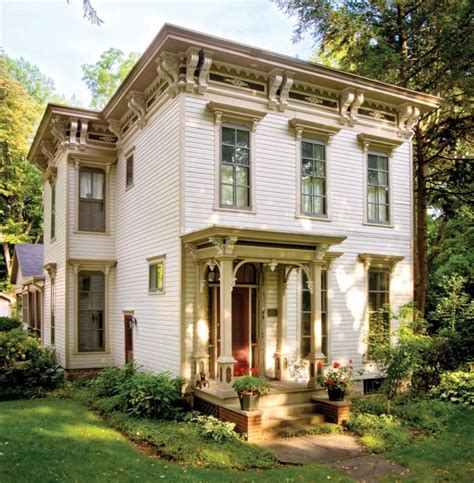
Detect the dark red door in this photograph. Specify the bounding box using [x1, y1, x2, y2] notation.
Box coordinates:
[232, 288, 249, 374]
[124, 316, 133, 364]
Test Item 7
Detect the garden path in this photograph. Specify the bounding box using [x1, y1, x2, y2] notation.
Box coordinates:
[260, 433, 409, 482]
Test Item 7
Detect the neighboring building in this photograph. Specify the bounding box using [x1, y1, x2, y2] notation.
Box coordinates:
[0, 293, 13, 318]
[27, 25, 439, 395]
[10, 244, 45, 337]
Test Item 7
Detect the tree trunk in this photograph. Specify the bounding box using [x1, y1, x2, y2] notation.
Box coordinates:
[414, 126, 428, 316]
[2, 242, 12, 279]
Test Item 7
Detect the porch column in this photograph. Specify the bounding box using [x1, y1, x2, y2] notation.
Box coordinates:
[216, 257, 236, 391]
[307, 260, 326, 389]
[193, 261, 210, 383]
[274, 265, 290, 380]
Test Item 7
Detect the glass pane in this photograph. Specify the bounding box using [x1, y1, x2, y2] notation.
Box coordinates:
[235, 146, 249, 165]
[222, 145, 234, 163]
[235, 166, 248, 186]
[221, 165, 234, 184]
[313, 196, 324, 215]
[79, 294, 90, 311]
[368, 203, 377, 221]
[378, 171, 388, 186]
[378, 204, 388, 222]
[369, 292, 378, 311]
[302, 158, 312, 175]
[368, 154, 378, 169]
[221, 185, 234, 205]
[156, 263, 164, 291]
[80, 171, 92, 198]
[378, 156, 388, 171]
[301, 337, 311, 358]
[302, 290, 311, 312]
[321, 271, 327, 290]
[369, 271, 378, 291]
[149, 265, 156, 290]
[92, 172, 104, 200]
[80, 275, 91, 291]
[302, 142, 313, 158]
[315, 161, 325, 177]
[302, 194, 312, 214]
[313, 178, 324, 196]
[368, 169, 378, 185]
[236, 186, 249, 207]
[236, 129, 249, 147]
[314, 144, 325, 160]
[377, 187, 387, 204]
[302, 176, 313, 195]
[222, 127, 234, 145]
[302, 313, 311, 336]
[368, 186, 377, 203]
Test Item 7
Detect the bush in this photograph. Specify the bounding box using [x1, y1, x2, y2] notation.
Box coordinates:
[87, 364, 183, 419]
[351, 395, 389, 416]
[185, 414, 239, 442]
[346, 413, 412, 453]
[0, 328, 63, 400]
[0, 316, 21, 332]
[432, 370, 474, 406]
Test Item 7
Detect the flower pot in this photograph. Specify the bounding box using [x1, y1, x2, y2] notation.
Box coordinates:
[239, 393, 260, 411]
[327, 386, 345, 401]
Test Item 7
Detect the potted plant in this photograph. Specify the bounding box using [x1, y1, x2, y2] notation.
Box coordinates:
[317, 361, 353, 401]
[232, 373, 269, 411]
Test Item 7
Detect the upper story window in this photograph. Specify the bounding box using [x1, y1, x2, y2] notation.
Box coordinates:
[220, 126, 251, 209]
[126, 154, 134, 189]
[50, 183, 56, 240]
[78, 271, 105, 352]
[148, 257, 165, 294]
[367, 153, 389, 224]
[301, 139, 327, 217]
[79, 167, 105, 232]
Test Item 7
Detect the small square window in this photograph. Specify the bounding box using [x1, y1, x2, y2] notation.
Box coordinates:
[148, 258, 165, 293]
[126, 154, 134, 188]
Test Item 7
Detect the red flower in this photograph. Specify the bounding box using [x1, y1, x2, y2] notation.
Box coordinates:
[349, 365, 353, 370]
[250, 367, 258, 375]
[327, 378, 335, 386]
[317, 362, 324, 369]
[349, 360, 353, 364]
[333, 362, 341, 369]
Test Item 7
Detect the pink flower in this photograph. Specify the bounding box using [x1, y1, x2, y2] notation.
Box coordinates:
[327, 378, 335, 386]
[333, 362, 341, 369]
[349, 365, 353, 370]
[349, 360, 353, 363]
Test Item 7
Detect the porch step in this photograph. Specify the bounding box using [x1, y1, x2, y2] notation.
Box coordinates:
[263, 412, 325, 430]
[261, 402, 319, 419]
[259, 389, 325, 408]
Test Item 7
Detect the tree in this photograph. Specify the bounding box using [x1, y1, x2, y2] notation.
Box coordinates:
[275, 0, 474, 315]
[82, 48, 140, 110]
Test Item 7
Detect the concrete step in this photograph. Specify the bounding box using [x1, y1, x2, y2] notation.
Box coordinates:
[263, 412, 325, 430]
[261, 402, 319, 419]
[259, 389, 325, 408]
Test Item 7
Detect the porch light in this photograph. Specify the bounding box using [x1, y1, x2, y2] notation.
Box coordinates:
[128, 316, 137, 329]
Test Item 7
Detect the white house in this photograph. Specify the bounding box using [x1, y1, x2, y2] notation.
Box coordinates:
[27, 25, 439, 405]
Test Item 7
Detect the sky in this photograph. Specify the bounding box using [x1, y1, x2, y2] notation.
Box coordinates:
[1, 0, 316, 107]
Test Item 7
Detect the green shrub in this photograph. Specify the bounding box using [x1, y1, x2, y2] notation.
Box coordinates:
[432, 370, 474, 406]
[185, 414, 239, 442]
[231, 375, 270, 396]
[351, 396, 388, 416]
[346, 413, 412, 453]
[0, 328, 63, 400]
[0, 316, 21, 332]
[88, 363, 135, 398]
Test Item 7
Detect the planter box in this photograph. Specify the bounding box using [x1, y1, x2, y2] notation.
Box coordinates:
[218, 406, 263, 443]
[312, 396, 351, 425]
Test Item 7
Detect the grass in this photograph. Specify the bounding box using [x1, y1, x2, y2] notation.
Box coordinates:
[0, 398, 351, 482]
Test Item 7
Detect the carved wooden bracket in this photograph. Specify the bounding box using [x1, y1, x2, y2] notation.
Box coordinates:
[108, 119, 122, 141]
[157, 52, 180, 98]
[51, 116, 67, 147]
[197, 50, 213, 95]
[397, 103, 420, 138]
[267, 70, 294, 111]
[127, 91, 147, 128]
[40, 141, 55, 163]
[279, 71, 294, 112]
[339, 88, 365, 126]
[185, 47, 200, 92]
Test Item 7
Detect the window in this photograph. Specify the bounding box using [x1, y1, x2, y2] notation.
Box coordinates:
[367, 153, 389, 223]
[301, 270, 328, 357]
[50, 278, 55, 345]
[149, 260, 164, 293]
[220, 126, 250, 209]
[79, 168, 105, 232]
[78, 272, 105, 352]
[22, 292, 28, 325]
[368, 268, 390, 353]
[301, 140, 327, 216]
[126, 154, 134, 188]
[50, 183, 56, 240]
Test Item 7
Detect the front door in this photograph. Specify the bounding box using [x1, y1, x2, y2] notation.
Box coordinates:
[232, 287, 249, 375]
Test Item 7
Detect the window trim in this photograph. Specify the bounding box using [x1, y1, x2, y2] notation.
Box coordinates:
[366, 151, 391, 225]
[147, 255, 166, 295]
[298, 136, 330, 220]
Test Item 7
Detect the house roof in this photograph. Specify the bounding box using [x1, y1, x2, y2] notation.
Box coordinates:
[10, 244, 44, 284]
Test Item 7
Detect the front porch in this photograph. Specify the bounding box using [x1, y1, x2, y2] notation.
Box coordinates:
[182, 226, 347, 400]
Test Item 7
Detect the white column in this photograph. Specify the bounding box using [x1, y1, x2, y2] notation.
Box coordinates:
[216, 257, 236, 391]
[307, 260, 326, 389]
[274, 265, 289, 380]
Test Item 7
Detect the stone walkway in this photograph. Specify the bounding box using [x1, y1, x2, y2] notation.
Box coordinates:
[261, 434, 410, 482]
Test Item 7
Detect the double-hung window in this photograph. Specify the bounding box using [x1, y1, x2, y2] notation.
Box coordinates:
[126, 154, 134, 189]
[368, 268, 390, 354]
[220, 126, 251, 209]
[367, 153, 390, 223]
[50, 183, 56, 240]
[79, 167, 105, 232]
[301, 140, 327, 217]
[148, 257, 165, 294]
[78, 271, 105, 352]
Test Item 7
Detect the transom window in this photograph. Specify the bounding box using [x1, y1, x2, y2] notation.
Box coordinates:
[149, 260, 165, 293]
[301, 140, 327, 216]
[220, 126, 250, 209]
[78, 271, 105, 352]
[79, 167, 105, 232]
[301, 271, 328, 358]
[368, 153, 389, 223]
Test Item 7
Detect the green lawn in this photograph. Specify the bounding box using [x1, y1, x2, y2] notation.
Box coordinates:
[0, 398, 350, 482]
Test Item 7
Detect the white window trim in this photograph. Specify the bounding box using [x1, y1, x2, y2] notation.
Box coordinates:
[296, 135, 332, 221]
[147, 254, 166, 295]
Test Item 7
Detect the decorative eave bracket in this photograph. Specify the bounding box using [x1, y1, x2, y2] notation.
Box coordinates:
[267, 69, 295, 112]
[397, 103, 421, 138]
[339, 88, 365, 126]
[289, 118, 341, 144]
[127, 91, 147, 129]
